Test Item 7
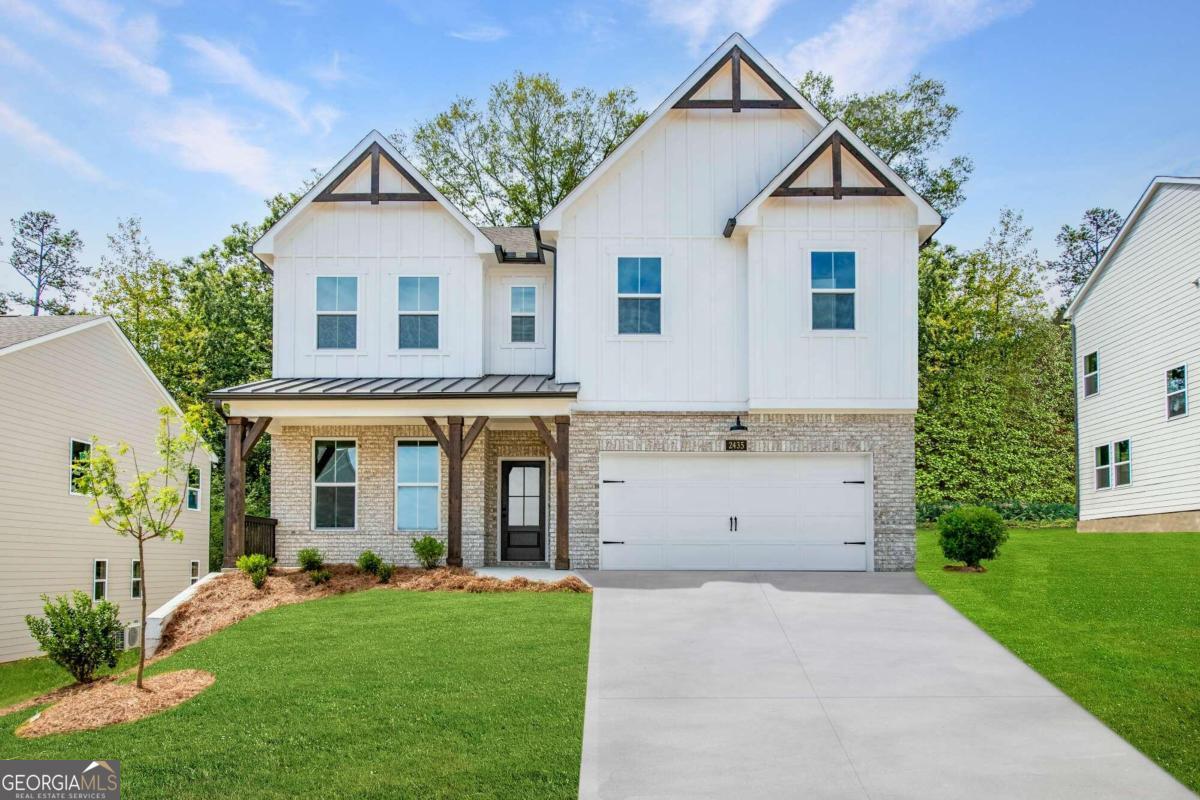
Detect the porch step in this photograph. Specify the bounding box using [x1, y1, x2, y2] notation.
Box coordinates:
[495, 560, 550, 569]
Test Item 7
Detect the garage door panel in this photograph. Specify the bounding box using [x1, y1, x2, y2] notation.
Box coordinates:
[665, 544, 734, 570]
[601, 543, 666, 570]
[794, 486, 865, 515]
[791, 456, 867, 482]
[603, 513, 731, 540]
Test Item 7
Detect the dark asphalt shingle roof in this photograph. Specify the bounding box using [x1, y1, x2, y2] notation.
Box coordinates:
[0, 315, 102, 351]
[209, 375, 579, 400]
[480, 226, 538, 256]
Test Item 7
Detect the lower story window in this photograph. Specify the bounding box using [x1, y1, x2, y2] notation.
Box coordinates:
[1094, 444, 1111, 489]
[396, 441, 439, 530]
[190, 560, 200, 585]
[313, 440, 357, 529]
[131, 560, 142, 598]
[93, 560, 108, 600]
[1114, 439, 1131, 486]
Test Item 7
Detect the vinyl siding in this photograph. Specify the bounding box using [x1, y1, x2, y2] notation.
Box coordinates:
[1073, 182, 1200, 521]
[0, 323, 210, 661]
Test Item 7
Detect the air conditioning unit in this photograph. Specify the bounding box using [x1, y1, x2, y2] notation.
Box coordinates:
[124, 623, 140, 650]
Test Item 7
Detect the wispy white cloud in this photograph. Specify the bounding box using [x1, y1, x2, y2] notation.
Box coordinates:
[0, 33, 45, 74]
[644, 0, 785, 51]
[309, 51, 346, 85]
[143, 102, 275, 194]
[0, 99, 104, 181]
[449, 24, 509, 42]
[783, 0, 1030, 93]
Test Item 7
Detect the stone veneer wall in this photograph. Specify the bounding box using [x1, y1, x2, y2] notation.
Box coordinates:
[567, 412, 917, 571]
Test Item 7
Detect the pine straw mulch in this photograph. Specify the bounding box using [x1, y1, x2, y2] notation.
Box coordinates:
[15, 670, 215, 738]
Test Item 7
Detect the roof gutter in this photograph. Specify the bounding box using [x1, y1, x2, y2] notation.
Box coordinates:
[534, 223, 558, 379]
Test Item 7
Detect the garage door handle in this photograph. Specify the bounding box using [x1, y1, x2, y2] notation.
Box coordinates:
[844, 541, 866, 545]
[843, 480, 865, 484]
[602, 540, 625, 545]
[602, 479, 625, 484]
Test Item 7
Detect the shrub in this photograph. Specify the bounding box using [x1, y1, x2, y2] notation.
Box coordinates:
[410, 536, 445, 569]
[24, 591, 123, 684]
[309, 568, 332, 586]
[357, 550, 383, 575]
[297, 547, 324, 572]
[937, 506, 1009, 569]
[917, 500, 1076, 525]
[377, 563, 395, 584]
[236, 553, 272, 589]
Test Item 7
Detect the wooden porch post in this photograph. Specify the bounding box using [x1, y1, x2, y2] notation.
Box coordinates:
[222, 416, 246, 569]
[424, 416, 488, 569]
[531, 415, 571, 570]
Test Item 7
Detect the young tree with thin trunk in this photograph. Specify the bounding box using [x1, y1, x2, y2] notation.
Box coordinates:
[77, 406, 202, 689]
[1049, 207, 1124, 300]
[5, 211, 85, 315]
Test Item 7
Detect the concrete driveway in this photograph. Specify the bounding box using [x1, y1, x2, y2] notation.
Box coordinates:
[577, 571, 1194, 800]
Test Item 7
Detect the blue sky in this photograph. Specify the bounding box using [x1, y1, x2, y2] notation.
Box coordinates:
[2, 0, 1199, 303]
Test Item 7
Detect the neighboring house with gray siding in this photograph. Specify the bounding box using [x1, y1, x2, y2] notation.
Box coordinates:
[0, 315, 211, 662]
[1066, 176, 1200, 531]
[210, 33, 939, 573]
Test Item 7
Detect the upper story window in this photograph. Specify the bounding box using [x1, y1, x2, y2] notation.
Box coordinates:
[131, 559, 142, 598]
[70, 439, 91, 495]
[316, 276, 358, 350]
[398, 276, 439, 349]
[1083, 352, 1099, 397]
[811, 251, 855, 330]
[313, 439, 356, 529]
[617, 257, 662, 335]
[186, 466, 201, 510]
[511, 286, 536, 343]
[396, 441, 439, 531]
[1167, 365, 1187, 418]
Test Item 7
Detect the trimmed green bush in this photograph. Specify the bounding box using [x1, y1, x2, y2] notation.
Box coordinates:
[377, 563, 395, 584]
[410, 536, 445, 570]
[357, 550, 383, 575]
[297, 548, 324, 572]
[24, 591, 123, 683]
[937, 505, 1008, 569]
[309, 568, 332, 586]
[236, 553, 272, 589]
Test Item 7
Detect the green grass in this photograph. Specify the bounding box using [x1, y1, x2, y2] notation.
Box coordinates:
[917, 528, 1200, 793]
[0, 589, 592, 799]
[0, 649, 140, 708]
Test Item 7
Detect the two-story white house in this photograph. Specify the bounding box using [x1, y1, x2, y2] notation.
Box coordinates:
[210, 34, 940, 572]
[1066, 176, 1200, 532]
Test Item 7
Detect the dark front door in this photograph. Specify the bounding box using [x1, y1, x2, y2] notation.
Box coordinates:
[501, 461, 546, 561]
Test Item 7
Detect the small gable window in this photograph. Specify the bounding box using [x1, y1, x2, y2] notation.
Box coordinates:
[811, 251, 855, 330]
[1083, 352, 1099, 397]
[398, 276, 439, 349]
[617, 257, 662, 335]
[511, 286, 536, 343]
[1167, 365, 1187, 419]
[316, 276, 358, 349]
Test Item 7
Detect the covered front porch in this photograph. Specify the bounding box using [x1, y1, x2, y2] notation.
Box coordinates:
[209, 376, 578, 571]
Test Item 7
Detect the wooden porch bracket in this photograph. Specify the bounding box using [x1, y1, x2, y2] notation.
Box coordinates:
[531, 416, 571, 570]
[221, 413, 273, 569]
[425, 416, 488, 568]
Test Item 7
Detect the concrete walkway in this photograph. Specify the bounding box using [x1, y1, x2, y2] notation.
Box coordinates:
[577, 571, 1194, 800]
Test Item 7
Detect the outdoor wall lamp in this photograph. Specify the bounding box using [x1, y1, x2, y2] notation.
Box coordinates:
[729, 415, 748, 433]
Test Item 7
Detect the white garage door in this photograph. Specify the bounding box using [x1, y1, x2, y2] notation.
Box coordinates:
[599, 453, 871, 571]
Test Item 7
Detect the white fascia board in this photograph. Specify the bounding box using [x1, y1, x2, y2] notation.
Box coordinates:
[253, 130, 494, 263]
[539, 33, 827, 234]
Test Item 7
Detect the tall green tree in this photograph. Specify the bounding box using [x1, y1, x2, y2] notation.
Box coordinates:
[1049, 207, 1124, 300]
[399, 72, 646, 225]
[4, 211, 85, 314]
[795, 72, 973, 215]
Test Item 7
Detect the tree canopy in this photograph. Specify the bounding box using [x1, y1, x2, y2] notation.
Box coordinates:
[1049, 207, 1124, 302]
[4, 211, 86, 315]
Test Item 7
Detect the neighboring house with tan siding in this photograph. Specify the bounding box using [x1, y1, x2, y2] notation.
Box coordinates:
[0, 315, 211, 662]
[1066, 176, 1200, 531]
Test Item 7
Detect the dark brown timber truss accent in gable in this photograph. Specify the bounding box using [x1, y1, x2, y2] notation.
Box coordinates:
[673, 46, 801, 113]
[424, 416, 488, 567]
[772, 132, 904, 199]
[531, 416, 571, 570]
[314, 142, 435, 205]
[218, 408, 273, 568]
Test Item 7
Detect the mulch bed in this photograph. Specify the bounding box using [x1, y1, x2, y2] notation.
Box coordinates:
[15, 670, 214, 738]
[943, 564, 987, 573]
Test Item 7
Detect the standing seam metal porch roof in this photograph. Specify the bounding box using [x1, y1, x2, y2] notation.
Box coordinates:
[208, 375, 580, 400]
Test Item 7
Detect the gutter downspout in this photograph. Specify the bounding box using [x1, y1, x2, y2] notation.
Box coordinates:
[1071, 322, 1081, 521]
[534, 223, 558, 379]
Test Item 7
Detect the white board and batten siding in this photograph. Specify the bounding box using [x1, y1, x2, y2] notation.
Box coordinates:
[485, 264, 554, 375]
[1072, 181, 1200, 521]
[0, 322, 210, 662]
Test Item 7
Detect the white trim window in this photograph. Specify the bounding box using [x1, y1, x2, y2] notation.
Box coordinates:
[398, 276, 439, 349]
[1094, 444, 1111, 489]
[811, 251, 856, 330]
[186, 466, 201, 510]
[131, 559, 142, 598]
[93, 559, 108, 600]
[396, 440, 439, 530]
[316, 276, 358, 349]
[1083, 352, 1099, 397]
[617, 257, 662, 335]
[1114, 439, 1132, 486]
[510, 286, 536, 343]
[1167, 365, 1187, 418]
[313, 440, 357, 529]
[70, 439, 91, 495]
[190, 560, 201, 585]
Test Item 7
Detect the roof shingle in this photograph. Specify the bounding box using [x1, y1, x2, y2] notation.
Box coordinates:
[0, 315, 102, 351]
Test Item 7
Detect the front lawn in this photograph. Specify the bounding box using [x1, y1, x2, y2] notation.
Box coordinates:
[917, 528, 1200, 793]
[0, 589, 592, 800]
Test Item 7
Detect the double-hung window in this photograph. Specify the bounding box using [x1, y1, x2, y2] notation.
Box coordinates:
[313, 440, 357, 529]
[1083, 352, 1099, 397]
[93, 560, 108, 600]
[186, 466, 201, 510]
[510, 286, 536, 343]
[396, 441, 439, 530]
[1094, 444, 1111, 489]
[190, 560, 201, 586]
[130, 560, 142, 598]
[1113, 439, 1131, 486]
[1167, 365, 1187, 418]
[617, 257, 662, 335]
[811, 251, 856, 330]
[316, 276, 358, 349]
[398, 276, 439, 349]
[70, 439, 91, 494]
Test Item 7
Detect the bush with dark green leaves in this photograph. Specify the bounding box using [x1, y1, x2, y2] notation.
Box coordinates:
[309, 568, 332, 586]
[377, 563, 395, 584]
[937, 506, 1008, 568]
[918, 500, 1076, 525]
[357, 550, 383, 575]
[236, 553, 272, 589]
[410, 536, 445, 570]
[24, 591, 123, 683]
[297, 548, 324, 572]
